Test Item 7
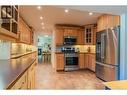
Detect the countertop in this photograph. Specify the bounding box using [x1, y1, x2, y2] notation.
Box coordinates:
[0, 53, 36, 89]
[11, 51, 37, 59]
[55, 52, 95, 54]
[103, 80, 127, 90]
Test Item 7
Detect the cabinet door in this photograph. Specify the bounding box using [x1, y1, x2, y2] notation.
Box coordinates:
[56, 53, 64, 71]
[19, 17, 31, 44]
[79, 53, 85, 69]
[107, 15, 114, 28]
[103, 15, 108, 29]
[97, 17, 101, 32]
[72, 29, 78, 37]
[93, 27, 97, 45]
[91, 54, 96, 72]
[113, 16, 120, 27]
[84, 26, 93, 45]
[11, 71, 28, 90]
[55, 28, 64, 45]
[28, 62, 36, 89]
[64, 28, 69, 36]
[88, 54, 96, 72]
[64, 28, 77, 37]
[84, 54, 89, 68]
[77, 29, 85, 45]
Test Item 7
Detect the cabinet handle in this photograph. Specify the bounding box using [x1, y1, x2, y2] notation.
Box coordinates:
[18, 81, 25, 90]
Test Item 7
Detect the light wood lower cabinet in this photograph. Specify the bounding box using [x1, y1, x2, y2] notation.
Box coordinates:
[88, 54, 96, 72]
[79, 53, 85, 69]
[84, 54, 96, 72]
[28, 61, 36, 89]
[56, 53, 64, 71]
[11, 71, 28, 90]
[10, 61, 36, 90]
[84, 54, 89, 69]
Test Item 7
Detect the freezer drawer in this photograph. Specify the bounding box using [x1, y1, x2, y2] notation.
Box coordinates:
[96, 62, 118, 81]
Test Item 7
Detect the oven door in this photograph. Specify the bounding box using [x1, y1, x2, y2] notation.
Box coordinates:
[65, 57, 78, 66]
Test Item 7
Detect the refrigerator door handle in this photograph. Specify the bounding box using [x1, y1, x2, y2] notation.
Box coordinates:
[96, 62, 115, 69]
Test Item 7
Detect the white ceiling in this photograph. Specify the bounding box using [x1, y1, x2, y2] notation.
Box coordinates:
[19, 6, 127, 35]
[19, 6, 102, 34]
[62, 6, 127, 15]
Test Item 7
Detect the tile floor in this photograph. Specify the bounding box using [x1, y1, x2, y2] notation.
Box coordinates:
[35, 63, 105, 90]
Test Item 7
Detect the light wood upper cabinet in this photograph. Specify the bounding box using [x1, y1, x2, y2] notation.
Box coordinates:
[64, 28, 78, 37]
[93, 27, 97, 45]
[77, 29, 85, 45]
[97, 14, 120, 32]
[113, 15, 120, 27]
[79, 53, 85, 69]
[84, 25, 95, 45]
[56, 53, 64, 71]
[55, 27, 64, 45]
[18, 16, 32, 44]
[0, 6, 19, 41]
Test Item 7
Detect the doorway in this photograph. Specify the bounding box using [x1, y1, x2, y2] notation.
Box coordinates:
[37, 35, 52, 64]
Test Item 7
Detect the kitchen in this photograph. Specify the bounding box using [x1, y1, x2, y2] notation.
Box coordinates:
[0, 5, 127, 90]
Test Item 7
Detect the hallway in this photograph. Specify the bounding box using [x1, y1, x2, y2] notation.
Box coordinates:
[35, 63, 105, 90]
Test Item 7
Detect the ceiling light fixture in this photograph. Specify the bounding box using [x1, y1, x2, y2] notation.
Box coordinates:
[89, 12, 93, 16]
[40, 16, 43, 20]
[37, 6, 41, 10]
[65, 9, 69, 13]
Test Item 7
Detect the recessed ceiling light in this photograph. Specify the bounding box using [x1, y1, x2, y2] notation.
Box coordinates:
[37, 6, 41, 10]
[40, 16, 43, 20]
[65, 9, 69, 13]
[41, 22, 44, 25]
[89, 12, 93, 16]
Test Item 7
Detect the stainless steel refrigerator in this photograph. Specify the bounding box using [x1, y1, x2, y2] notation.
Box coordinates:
[96, 26, 120, 81]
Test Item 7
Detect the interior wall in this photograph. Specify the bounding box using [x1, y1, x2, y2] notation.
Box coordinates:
[0, 40, 11, 59]
[120, 13, 127, 80]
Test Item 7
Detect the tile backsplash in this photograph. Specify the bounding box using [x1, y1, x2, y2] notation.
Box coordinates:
[74, 45, 96, 53]
[11, 43, 37, 55]
[56, 45, 96, 53]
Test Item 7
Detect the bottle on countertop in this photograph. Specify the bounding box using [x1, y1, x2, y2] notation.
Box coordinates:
[75, 48, 79, 52]
[87, 47, 91, 53]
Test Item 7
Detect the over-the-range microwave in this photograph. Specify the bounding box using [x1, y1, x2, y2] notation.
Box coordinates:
[64, 36, 77, 45]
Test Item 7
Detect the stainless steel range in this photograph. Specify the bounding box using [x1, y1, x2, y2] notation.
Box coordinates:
[61, 47, 79, 71]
